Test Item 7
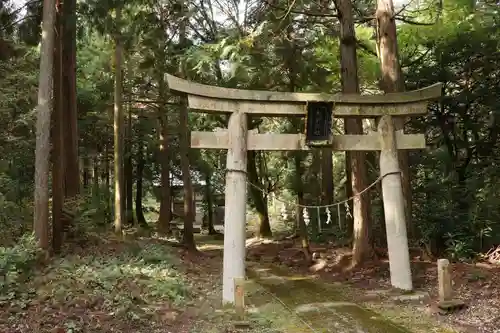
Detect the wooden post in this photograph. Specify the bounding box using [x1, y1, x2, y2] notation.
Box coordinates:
[378, 115, 413, 290]
[222, 111, 248, 304]
[437, 259, 452, 302]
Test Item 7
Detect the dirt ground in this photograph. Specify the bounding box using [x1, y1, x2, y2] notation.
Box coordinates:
[0, 234, 223, 333]
[0, 233, 308, 333]
[2, 233, 499, 333]
[245, 238, 500, 333]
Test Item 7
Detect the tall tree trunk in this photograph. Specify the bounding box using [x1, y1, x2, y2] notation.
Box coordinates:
[322, 149, 334, 205]
[157, 71, 171, 234]
[282, 26, 311, 255]
[125, 103, 134, 225]
[178, 8, 196, 250]
[179, 97, 196, 249]
[310, 149, 322, 236]
[318, 0, 334, 204]
[158, 113, 172, 234]
[62, 0, 79, 197]
[135, 138, 147, 227]
[336, 0, 373, 266]
[248, 150, 272, 238]
[295, 154, 312, 262]
[202, 171, 217, 234]
[34, 0, 57, 251]
[376, 0, 413, 238]
[113, 6, 124, 234]
[51, 0, 64, 253]
[92, 154, 99, 198]
[345, 152, 353, 236]
[82, 153, 90, 189]
[103, 144, 111, 222]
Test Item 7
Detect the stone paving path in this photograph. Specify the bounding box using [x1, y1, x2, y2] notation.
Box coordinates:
[246, 263, 412, 333]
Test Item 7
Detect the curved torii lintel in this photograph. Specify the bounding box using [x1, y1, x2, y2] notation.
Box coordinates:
[165, 74, 442, 104]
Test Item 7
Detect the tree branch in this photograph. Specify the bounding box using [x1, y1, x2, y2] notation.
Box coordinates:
[261, 0, 339, 18]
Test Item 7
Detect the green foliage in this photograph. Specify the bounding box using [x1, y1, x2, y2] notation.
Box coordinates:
[0, 234, 40, 298]
[1, 0, 499, 267]
[400, 2, 500, 259]
[51, 243, 189, 307]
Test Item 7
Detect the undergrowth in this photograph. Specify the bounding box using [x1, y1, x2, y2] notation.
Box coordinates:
[0, 234, 190, 332]
[0, 234, 41, 306]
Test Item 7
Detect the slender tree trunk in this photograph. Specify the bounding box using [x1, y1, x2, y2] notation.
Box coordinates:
[322, 149, 334, 205]
[282, 28, 311, 256]
[345, 151, 353, 236]
[157, 71, 172, 234]
[178, 8, 196, 250]
[124, 103, 134, 225]
[336, 0, 373, 266]
[103, 144, 111, 222]
[295, 155, 312, 262]
[247, 150, 272, 238]
[258, 206, 271, 237]
[51, 0, 64, 253]
[310, 149, 322, 236]
[113, 6, 124, 234]
[179, 97, 196, 249]
[135, 138, 147, 227]
[158, 113, 172, 234]
[203, 172, 217, 234]
[92, 154, 99, 198]
[34, 0, 57, 251]
[376, 0, 413, 238]
[318, 0, 335, 199]
[366, 133, 384, 246]
[62, 0, 79, 197]
[82, 153, 90, 189]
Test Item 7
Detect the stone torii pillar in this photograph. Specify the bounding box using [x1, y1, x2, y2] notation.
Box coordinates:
[166, 74, 442, 303]
[378, 115, 412, 290]
[222, 111, 247, 302]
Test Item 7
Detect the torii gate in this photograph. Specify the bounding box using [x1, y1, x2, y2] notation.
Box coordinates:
[166, 74, 442, 304]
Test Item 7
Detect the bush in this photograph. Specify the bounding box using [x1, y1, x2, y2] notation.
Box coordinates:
[0, 234, 41, 296]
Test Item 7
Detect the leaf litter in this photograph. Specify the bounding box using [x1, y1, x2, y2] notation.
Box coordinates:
[7, 233, 496, 333]
[0, 233, 298, 333]
[0, 235, 192, 333]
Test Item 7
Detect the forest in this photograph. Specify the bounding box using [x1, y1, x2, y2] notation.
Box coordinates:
[1, 0, 500, 332]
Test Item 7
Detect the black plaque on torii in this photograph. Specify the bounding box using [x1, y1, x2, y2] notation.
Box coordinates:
[305, 101, 333, 147]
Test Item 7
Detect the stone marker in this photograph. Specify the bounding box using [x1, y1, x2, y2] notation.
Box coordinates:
[437, 258, 466, 314]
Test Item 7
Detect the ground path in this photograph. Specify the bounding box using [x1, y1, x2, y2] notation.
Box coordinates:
[197, 235, 416, 332]
[246, 262, 411, 333]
